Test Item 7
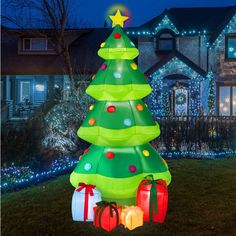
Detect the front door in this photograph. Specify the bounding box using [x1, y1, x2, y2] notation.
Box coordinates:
[174, 88, 188, 116]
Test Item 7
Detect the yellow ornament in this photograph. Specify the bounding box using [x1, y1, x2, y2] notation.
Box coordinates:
[130, 63, 138, 70]
[89, 105, 94, 111]
[109, 9, 129, 28]
[100, 42, 106, 47]
[142, 150, 150, 157]
[121, 206, 143, 230]
[92, 74, 95, 80]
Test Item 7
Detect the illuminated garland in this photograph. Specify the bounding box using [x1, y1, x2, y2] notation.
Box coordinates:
[209, 14, 236, 49]
[154, 15, 179, 34]
[148, 57, 205, 116]
[207, 72, 215, 113]
[0, 157, 78, 193]
[160, 150, 236, 159]
[126, 13, 236, 52]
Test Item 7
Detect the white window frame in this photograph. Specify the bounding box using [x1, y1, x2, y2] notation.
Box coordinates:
[23, 38, 54, 51]
[20, 81, 31, 102]
[219, 86, 236, 116]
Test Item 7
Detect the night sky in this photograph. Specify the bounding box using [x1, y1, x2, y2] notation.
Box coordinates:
[2, 0, 236, 28]
[77, 0, 236, 27]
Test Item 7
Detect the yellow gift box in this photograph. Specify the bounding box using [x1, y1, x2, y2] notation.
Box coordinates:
[121, 206, 143, 230]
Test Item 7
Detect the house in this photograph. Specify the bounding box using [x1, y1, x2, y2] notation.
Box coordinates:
[1, 5, 236, 121]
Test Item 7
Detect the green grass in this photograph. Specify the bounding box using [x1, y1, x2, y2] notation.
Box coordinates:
[2, 159, 236, 236]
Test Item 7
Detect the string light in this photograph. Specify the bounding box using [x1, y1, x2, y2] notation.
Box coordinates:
[159, 150, 236, 159]
[126, 14, 236, 50]
[148, 57, 206, 116]
[0, 157, 78, 193]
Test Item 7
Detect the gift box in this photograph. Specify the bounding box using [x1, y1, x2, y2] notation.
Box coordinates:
[136, 176, 168, 223]
[72, 182, 101, 221]
[93, 201, 121, 232]
[121, 206, 143, 230]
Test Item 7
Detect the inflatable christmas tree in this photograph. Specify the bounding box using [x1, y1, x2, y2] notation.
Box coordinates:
[70, 10, 171, 206]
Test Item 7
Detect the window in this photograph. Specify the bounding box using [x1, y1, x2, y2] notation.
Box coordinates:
[156, 32, 175, 52]
[23, 38, 54, 51]
[225, 36, 236, 60]
[20, 81, 30, 102]
[219, 86, 236, 116]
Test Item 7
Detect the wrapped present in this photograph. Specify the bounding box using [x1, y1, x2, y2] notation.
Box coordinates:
[93, 201, 121, 232]
[121, 206, 143, 230]
[136, 175, 168, 223]
[72, 182, 101, 221]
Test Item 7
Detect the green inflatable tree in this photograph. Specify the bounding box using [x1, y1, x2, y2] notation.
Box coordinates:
[70, 10, 171, 205]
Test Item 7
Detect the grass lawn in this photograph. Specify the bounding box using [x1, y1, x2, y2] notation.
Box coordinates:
[2, 159, 236, 236]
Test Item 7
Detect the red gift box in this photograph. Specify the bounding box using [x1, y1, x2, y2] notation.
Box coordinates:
[93, 201, 122, 232]
[136, 177, 168, 223]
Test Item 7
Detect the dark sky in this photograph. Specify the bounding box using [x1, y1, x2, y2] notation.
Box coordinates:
[2, 0, 236, 28]
[77, 0, 236, 27]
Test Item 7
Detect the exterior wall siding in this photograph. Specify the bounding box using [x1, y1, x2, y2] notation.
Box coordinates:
[178, 36, 200, 66]
[138, 37, 160, 72]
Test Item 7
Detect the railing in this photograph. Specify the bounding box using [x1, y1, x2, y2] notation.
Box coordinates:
[152, 116, 236, 153]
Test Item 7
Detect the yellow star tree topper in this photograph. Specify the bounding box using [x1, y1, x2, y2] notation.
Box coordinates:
[109, 9, 129, 28]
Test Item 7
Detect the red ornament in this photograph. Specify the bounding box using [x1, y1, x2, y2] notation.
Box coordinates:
[129, 165, 137, 173]
[100, 64, 107, 70]
[136, 179, 168, 223]
[114, 33, 121, 39]
[84, 148, 89, 154]
[106, 152, 114, 159]
[107, 106, 116, 113]
[93, 201, 122, 232]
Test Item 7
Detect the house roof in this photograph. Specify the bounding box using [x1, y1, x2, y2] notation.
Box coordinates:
[1, 26, 137, 75]
[1, 27, 89, 75]
[140, 5, 236, 43]
[145, 50, 207, 78]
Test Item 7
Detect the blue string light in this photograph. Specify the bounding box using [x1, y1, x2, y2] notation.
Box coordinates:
[1, 157, 78, 193]
[148, 57, 207, 116]
[126, 14, 236, 50]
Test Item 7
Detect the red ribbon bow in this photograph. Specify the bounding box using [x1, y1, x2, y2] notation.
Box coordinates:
[76, 182, 96, 221]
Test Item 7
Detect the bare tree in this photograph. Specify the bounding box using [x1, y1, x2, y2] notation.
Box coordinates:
[1, 0, 83, 96]
[1, 0, 94, 155]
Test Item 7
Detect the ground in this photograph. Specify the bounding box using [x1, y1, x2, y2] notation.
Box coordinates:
[2, 159, 236, 236]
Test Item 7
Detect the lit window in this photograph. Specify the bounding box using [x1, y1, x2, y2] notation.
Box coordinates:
[233, 87, 236, 116]
[156, 32, 175, 52]
[219, 86, 236, 116]
[226, 36, 236, 60]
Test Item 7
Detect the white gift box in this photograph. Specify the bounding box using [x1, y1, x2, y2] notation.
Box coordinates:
[71, 183, 101, 222]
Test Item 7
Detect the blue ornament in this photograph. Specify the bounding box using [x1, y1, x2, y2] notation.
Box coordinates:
[84, 163, 92, 171]
[124, 118, 132, 126]
[113, 72, 121, 79]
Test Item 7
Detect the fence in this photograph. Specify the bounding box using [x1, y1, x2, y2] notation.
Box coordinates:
[152, 116, 236, 155]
